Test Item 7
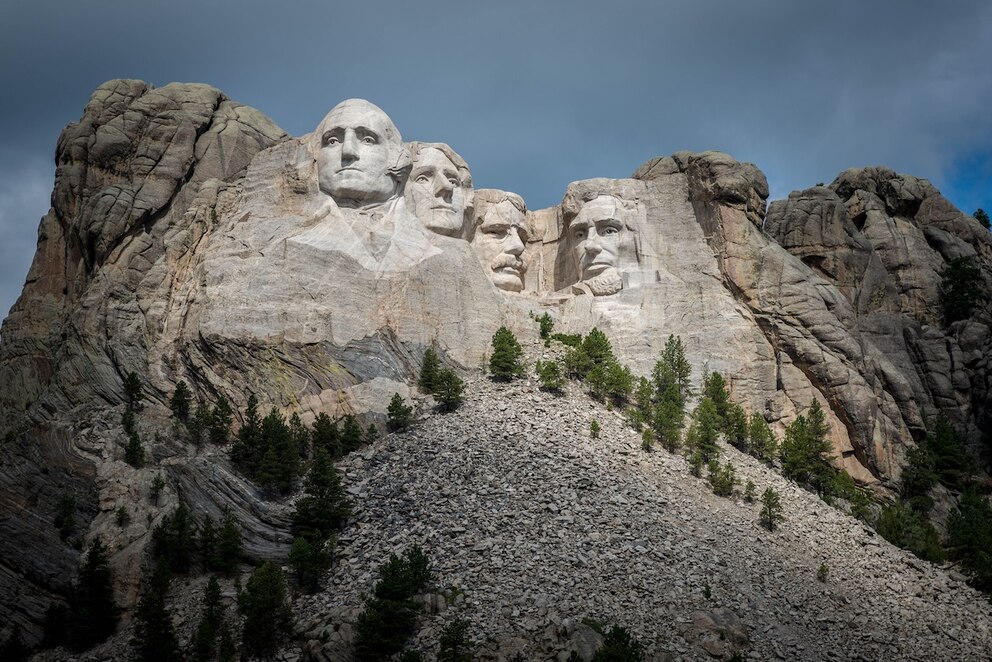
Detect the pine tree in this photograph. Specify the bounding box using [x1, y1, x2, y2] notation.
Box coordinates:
[780, 400, 834, 496]
[152, 504, 198, 574]
[230, 394, 262, 472]
[67, 537, 119, 652]
[131, 576, 181, 662]
[292, 447, 351, 543]
[239, 562, 294, 660]
[124, 370, 143, 411]
[694, 397, 721, 462]
[538, 312, 555, 339]
[748, 412, 777, 462]
[438, 618, 473, 662]
[653, 334, 691, 403]
[209, 395, 233, 445]
[217, 622, 236, 662]
[311, 412, 341, 458]
[975, 208, 990, 230]
[591, 625, 645, 662]
[124, 429, 144, 468]
[489, 326, 525, 380]
[634, 377, 654, 418]
[702, 371, 730, 424]
[603, 362, 634, 406]
[187, 403, 211, 446]
[722, 402, 749, 450]
[653, 382, 684, 453]
[288, 535, 331, 593]
[760, 487, 783, 531]
[191, 576, 223, 662]
[435, 368, 465, 412]
[589, 420, 601, 439]
[387, 393, 413, 432]
[150, 474, 166, 505]
[213, 508, 243, 574]
[536, 360, 566, 393]
[941, 256, 986, 324]
[365, 423, 378, 444]
[419, 347, 442, 393]
[256, 407, 299, 494]
[169, 380, 192, 422]
[341, 415, 364, 454]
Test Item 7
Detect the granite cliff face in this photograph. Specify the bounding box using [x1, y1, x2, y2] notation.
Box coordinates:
[0, 80, 989, 643]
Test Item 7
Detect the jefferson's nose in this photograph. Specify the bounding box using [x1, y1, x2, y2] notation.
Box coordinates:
[434, 175, 454, 201]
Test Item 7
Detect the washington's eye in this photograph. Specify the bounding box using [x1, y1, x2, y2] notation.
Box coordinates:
[323, 134, 340, 146]
[415, 175, 431, 183]
[362, 135, 377, 144]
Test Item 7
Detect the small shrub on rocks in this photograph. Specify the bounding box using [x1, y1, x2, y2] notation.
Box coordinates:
[591, 625, 645, 662]
[817, 562, 829, 583]
[387, 393, 413, 432]
[590, 420, 601, 439]
[760, 487, 783, 531]
[744, 480, 756, 503]
[438, 618, 473, 662]
[489, 327, 525, 380]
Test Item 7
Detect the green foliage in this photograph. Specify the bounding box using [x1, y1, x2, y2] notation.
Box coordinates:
[565, 327, 614, 381]
[124, 370, 143, 411]
[312, 412, 341, 458]
[255, 407, 301, 494]
[292, 447, 351, 543]
[722, 402, 749, 451]
[54, 492, 76, 540]
[341, 415, 365, 455]
[131, 574, 180, 662]
[169, 380, 192, 421]
[116, 506, 130, 528]
[634, 377, 653, 417]
[947, 491, 992, 593]
[187, 403, 211, 446]
[209, 395, 233, 445]
[589, 419, 601, 439]
[694, 397, 721, 463]
[901, 444, 937, 512]
[747, 413, 777, 462]
[974, 208, 990, 230]
[744, 480, 756, 503]
[239, 562, 294, 660]
[490, 326, 525, 380]
[641, 428, 655, 452]
[652, 335, 692, 405]
[760, 487, 783, 531]
[354, 547, 432, 661]
[152, 504, 197, 574]
[56, 537, 119, 653]
[419, 347, 442, 394]
[364, 423, 378, 444]
[210, 508, 243, 574]
[817, 562, 829, 583]
[438, 618, 473, 662]
[217, 623, 236, 662]
[387, 393, 414, 432]
[707, 460, 737, 497]
[688, 450, 703, 478]
[191, 577, 224, 662]
[230, 394, 262, 472]
[150, 474, 166, 505]
[921, 415, 973, 491]
[590, 625, 645, 662]
[537, 312, 555, 339]
[779, 400, 834, 496]
[652, 381, 684, 453]
[536, 360, 566, 393]
[702, 371, 730, 424]
[941, 256, 986, 324]
[124, 428, 144, 468]
[876, 503, 946, 564]
[849, 487, 873, 523]
[434, 368, 465, 412]
[551, 332, 582, 347]
[603, 362, 635, 406]
[289, 535, 332, 593]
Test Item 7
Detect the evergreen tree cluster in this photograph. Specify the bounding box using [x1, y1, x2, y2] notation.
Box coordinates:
[778, 400, 835, 497]
[121, 370, 146, 468]
[152, 503, 243, 576]
[940, 256, 986, 324]
[354, 547, 432, 661]
[419, 348, 465, 411]
[239, 562, 294, 660]
[489, 327, 526, 381]
[42, 538, 118, 653]
[170, 381, 235, 447]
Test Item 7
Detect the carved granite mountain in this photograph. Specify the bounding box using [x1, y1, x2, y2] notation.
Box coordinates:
[0, 80, 989, 645]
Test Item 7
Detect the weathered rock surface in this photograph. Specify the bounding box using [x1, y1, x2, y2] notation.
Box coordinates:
[1, 81, 990, 648]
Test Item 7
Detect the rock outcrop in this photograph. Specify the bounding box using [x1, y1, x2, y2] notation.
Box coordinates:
[0, 81, 989, 646]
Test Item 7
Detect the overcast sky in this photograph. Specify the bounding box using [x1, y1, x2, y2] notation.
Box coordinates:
[1, 0, 990, 322]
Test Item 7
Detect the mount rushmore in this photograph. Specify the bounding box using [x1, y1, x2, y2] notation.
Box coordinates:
[0, 80, 989, 638]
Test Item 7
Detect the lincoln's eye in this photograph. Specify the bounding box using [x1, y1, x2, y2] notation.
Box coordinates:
[602, 226, 619, 236]
[573, 229, 587, 240]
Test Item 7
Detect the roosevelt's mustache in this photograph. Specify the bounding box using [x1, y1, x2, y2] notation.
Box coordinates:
[491, 254, 525, 272]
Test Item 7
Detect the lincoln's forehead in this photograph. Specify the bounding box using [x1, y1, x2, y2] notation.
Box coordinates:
[575, 195, 621, 222]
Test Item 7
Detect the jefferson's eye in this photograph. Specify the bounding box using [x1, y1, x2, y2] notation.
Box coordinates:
[448, 178, 459, 186]
[415, 175, 430, 183]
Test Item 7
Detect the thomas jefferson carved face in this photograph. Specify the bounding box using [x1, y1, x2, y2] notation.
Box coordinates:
[408, 146, 472, 238]
[472, 196, 528, 292]
[569, 195, 627, 295]
[315, 100, 407, 207]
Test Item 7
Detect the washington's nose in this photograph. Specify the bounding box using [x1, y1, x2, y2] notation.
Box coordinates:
[341, 131, 359, 160]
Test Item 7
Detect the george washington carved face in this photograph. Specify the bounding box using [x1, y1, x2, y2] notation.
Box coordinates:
[315, 99, 410, 207]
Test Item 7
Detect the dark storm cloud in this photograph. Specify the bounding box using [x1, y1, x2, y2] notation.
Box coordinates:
[1, 0, 990, 321]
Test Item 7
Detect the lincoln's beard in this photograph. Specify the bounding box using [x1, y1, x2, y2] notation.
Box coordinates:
[584, 268, 622, 296]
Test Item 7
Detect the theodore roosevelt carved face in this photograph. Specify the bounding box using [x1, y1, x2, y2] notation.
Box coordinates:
[407, 142, 473, 238]
[471, 190, 528, 292]
[315, 99, 410, 207]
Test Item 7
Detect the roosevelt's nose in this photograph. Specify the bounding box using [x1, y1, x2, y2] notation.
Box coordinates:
[433, 174, 454, 202]
[505, 229, 525, 256]
[341, 131, 359, 160]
